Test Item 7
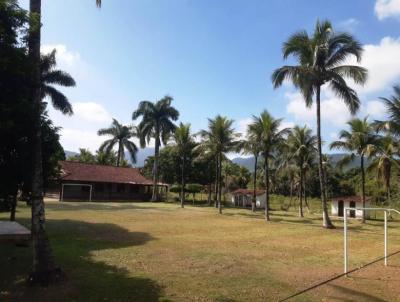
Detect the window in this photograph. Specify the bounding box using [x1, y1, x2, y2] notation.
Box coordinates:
[117, 184, 125, 193]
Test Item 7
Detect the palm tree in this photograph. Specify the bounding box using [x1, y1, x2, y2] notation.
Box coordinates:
[368, 135, 399, 206]
[132, 95, 179, 201]
[330, 117, 379, 223]
[171, 123, 196, 208]
[272, 20, 367, 228]
[284, 126, 317, 217]
[374, 85, 400, 135]
[40, 49, 75, 114]
[98, 119, 138, 167]
[28, 0, 100, 282]
[243, 122, 263, 212]
[198, 116, 239, 214]
[249, 111, 288, 221]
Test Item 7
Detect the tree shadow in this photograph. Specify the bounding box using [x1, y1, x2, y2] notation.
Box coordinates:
[325, 284, 387, 302]
[0, 218, 164, 302]
[45, 202, 164, 212]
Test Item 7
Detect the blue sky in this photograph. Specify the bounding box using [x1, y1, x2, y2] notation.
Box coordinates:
[20, 0, 400, 156]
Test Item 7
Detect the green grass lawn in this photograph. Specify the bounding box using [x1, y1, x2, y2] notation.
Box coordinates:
[1, 200, 400, 302]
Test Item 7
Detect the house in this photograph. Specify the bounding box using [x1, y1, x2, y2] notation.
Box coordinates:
[231, 189, 266, 208]
[57, 161, 168, 201]
[331, 196, 371, 219]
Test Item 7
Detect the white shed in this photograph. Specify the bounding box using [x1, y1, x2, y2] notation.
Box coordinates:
[231, 189, 266, 208]
[331, 196, 371, 219]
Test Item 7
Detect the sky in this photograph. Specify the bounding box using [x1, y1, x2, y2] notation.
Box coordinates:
[19, 0, 400, 156]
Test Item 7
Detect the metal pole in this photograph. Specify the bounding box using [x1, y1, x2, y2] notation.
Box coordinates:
[384, 210, 388, 266]
[89, 185, 93, 202]
[344, 208, 348, 276]
[60, 184, 64, 202]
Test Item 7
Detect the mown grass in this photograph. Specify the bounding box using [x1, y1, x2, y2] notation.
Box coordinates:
[1, 199, 399, 302]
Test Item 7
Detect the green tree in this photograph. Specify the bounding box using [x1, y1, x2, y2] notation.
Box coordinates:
[330, 118, 379, 223]
[374, 85, 400, 135]
[248, 111, 288, 221]
[243, 124, 263, 211]
[98, 119, 138, 167]
[69, 149, 96, 163]
[132, 96, 179, 201]
[199, 116, 239, 214]
[272, 20, 367, 228]
[368, 135, 399, 206]
[283, 126, 317, 217]
[170, 123, 196, 208]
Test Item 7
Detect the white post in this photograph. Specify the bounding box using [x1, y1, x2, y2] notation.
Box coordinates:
[344, 208, 348, 276]
[89, 185, 93, 202]
[60, 184, 64, 202]
[384, 210, 388, 266]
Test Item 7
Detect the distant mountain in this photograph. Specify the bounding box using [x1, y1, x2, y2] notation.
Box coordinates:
[64, 148, 154, 168]
[232, 153, 368, 171]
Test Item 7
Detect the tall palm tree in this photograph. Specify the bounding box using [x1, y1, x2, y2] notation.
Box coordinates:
[171, 123, 196, 208]
[132, 95, 179, 201]
[98, 119, 138, 166]
[272, 20, 367, 228]
[330, 117, 379, 223]
[249, 111, 288, 221]
[374, 85, 400, 135]
[284, 126, 317, 217]
[28, 0, 100, 283]
[368, 135, 399, 206]
[243, 122, 263, 212]
[198, 116, 239, 214]
[40, 49, 75, 114]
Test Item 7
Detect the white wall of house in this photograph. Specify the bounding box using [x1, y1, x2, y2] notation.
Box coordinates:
[331, 199, 370, 219]
[232, 193, 266, 208]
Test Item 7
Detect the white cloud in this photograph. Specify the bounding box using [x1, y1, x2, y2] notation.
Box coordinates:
[41, 44, 81, 66]
[363, 100, 386, 119]
[346, 37, 400, 94]
[236, 117, 253, 136]
[279, 121, 295, 131]
[285, 92, 352, 127]
[338, 18, 360, 32]
[375, 0, 400, 20]
[73, 102, 112, 123]
[60, 128, 107, 153]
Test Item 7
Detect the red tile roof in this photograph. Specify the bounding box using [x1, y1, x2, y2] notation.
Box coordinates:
[232, 188, 265, 196]
[60, 161, 157, 185]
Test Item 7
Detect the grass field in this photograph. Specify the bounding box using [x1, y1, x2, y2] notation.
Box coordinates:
[1, 200, 400, 302]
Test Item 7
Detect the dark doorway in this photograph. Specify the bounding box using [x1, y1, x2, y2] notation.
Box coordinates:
[349, 201, 356, 218]
[338, 200, 344, 217]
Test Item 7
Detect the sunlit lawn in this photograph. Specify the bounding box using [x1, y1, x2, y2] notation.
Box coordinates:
[1, 200, 399, 301]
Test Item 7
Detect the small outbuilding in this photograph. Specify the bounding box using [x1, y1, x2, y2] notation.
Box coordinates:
[331, 196, 372, 219]
[231, 189, 266, 208]
[56, 161, 168, 201]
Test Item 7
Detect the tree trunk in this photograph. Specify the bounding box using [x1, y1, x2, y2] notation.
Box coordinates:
[207, 183, 211, 206]
[10, 194, 17, 221]
[218, 152, 222, 214]
[29, 0, 59, 285]
[360, 155, 366, 223]
[180, 156, 185, 208]
[214, 160, 218, 208]
[304, 170, 310, 213]
[151, 134, 160, 201]
[264, 153, 270, 221]
[316, 86, 334, 229]
[299, 169, 303, 218]
[116, 141, 122, 167]
[252, 155, 258, 212]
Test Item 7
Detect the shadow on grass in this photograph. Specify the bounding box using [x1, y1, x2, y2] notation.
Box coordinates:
[45, 202, 164, 212]
[326, 284, 386, 302]
[0, 218, 164, 302]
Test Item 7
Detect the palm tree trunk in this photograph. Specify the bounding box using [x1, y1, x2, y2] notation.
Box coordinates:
[316, 86, 334, 228]
[180, 156, 185, 208]
[116, 141, 122, 167]
[207, 183, 212, 206]
[264, 153, 270, 221]
[299, 169, 303, 218]
[29, 0, 59, 284]
[214, 159, 218, 208]
[304, 172, 310, 213]
[252, 155, 258, 212]
[10, 194, 17, 221]
[151, 135, 160, 201]
[361, 155, 366, 223]
[218, 152, 222, 214]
